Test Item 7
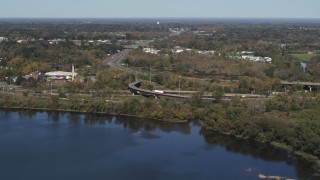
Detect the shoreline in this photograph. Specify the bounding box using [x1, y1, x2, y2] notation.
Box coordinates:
[0, 106, 189, 123]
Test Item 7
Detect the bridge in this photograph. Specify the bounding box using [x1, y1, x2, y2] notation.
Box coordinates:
[128, 80, 196, 99]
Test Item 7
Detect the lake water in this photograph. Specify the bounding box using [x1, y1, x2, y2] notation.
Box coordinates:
[0, 110, 317, 180]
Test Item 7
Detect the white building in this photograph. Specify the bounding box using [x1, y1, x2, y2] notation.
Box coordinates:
[197, 50, 215, 55]
[172, 46, 185, 53]
[45, 71, 78, 80]
[143, 48, 160, 54]
[264, 57, 272, 63]
[241, 55, 272, 63]
[240, 51, 254, 55]
[0, 37, 7, 42]
[17, 39, 28, 44]
[48, 39, 66, 44]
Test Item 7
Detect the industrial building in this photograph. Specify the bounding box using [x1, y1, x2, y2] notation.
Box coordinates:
[45, 70, 77, 84]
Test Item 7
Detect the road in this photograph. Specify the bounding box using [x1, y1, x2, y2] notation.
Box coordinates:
[128, 80, 199, 99]
[102, 50, 273, 100]
[128, 80, 270, 100]
[103, 55, 240, 97]
[0, 82, 25, 93]
[103, 49, 132, 71]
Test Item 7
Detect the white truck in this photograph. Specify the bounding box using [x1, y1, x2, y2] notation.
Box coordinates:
[153, 90, 165, 94]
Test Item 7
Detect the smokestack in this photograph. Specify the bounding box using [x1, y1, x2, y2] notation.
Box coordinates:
[72, 64, 75, 82]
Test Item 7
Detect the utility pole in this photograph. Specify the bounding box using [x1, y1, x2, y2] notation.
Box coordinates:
[149, 65, 151, 83]
[12, 88, 15, 101]
[135, 71, 138, 81]
[71, 64, 75, 82]
[179, 76, 181, 95]
[129, 74, 131, 84]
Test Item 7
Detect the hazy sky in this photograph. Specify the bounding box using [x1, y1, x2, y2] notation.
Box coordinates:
[1, 0, 320, 18]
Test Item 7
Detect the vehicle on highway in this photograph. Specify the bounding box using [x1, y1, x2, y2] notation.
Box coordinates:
[153, 90, 165, 94]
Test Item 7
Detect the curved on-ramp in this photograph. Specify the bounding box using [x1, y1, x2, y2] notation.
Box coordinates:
[128, 80, 216, 100]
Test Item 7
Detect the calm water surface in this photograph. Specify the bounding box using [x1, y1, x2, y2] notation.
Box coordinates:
[0, 110, 317, 180]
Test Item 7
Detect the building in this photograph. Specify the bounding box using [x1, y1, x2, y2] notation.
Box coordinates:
[241, 55, 272, 63]
[264, 57, 272, 63]
[124, 44, 140, 49]
[45, 71, 78, 84]
[17, 40, 28, 44]
[239, 51, 254, 55]
[143, 48, 160, 54]
[226, 54, 272, 63]
[23, 72, 45, 81]
[172, 46, 185, 53]
[0, 37, 7, 42]
[197, 50, 215, 55]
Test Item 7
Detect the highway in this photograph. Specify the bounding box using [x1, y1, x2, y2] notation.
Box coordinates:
[102, 49, 271, 100]
[128, 80, 269, 100]
[128, 80, 201, 99]
[103, 49, 132, 71]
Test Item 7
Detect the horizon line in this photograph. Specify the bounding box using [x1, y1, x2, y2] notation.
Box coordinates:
[1, 17, 320, 20]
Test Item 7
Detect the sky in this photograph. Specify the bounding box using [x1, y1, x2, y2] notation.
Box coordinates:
[1, 0, 320, 19]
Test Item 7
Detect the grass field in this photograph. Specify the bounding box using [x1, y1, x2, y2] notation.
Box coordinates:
[291, 54, 318, 61]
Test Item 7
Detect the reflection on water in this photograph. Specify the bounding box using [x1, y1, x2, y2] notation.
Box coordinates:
[0, 109, 318, 179]
[201, 129, 294, 162]
[200, 130, 319, 179]
[48, 111, 191, 135]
